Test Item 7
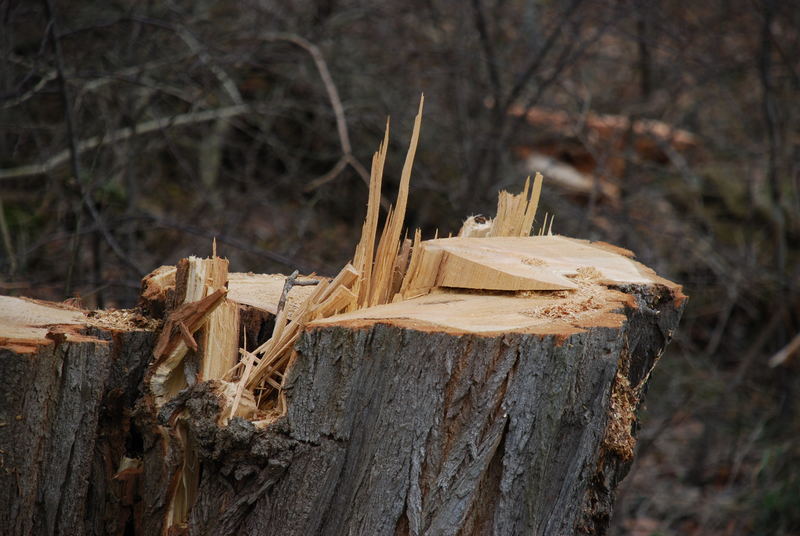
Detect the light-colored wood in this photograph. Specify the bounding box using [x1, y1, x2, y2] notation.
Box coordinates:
[150, 289, 227, 406]
[398, 235, 657, 298]
[200, 300, 239, 381]
[458, 173, 543, 238]
[351, 119, 390, 309]
[0, 296, 87, 352]
[0, 296, 157, 353]
[368, 96, 423, 307]
[140, 267, 323, 318]
[457, 216, 492, 238]
[313, 279, 629, 336]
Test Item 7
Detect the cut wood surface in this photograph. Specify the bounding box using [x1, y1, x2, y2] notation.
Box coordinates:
[0, 296, 87, 351]
[141, 267, 319, 317]
[398, 235, 660, 298]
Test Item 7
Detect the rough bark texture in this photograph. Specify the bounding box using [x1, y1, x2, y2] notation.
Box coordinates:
[0, 324, 156, 536]
[1, 281, 682, 536]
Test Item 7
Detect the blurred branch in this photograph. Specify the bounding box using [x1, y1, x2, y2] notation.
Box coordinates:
[758, 0, 787, 280]
[71, 16, 244, 105]
[0, 104, 249, 180]
[4, 52, 197, 109]
[503, 0, 585, 111]
[0, 63, 57, 108]
[149, 216, 309, 273]
[42, 0, 85, 296]
[262, 33, 351, 154]
[734, 305, 787, 382]
[769, 331, 800, 367]
[79, 54, 194, 92]
[137, 18, 243, 105]
[471, 0, 502, 105]
[304, 154, 349, 191]
[0, 195, 17, 274]
[179, 29, 242, 105]
[260, 32, 384, 208]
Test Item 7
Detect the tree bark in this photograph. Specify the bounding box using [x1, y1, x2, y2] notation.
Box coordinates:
[0, 276, 684, 535]
[0, 300, 157, 536]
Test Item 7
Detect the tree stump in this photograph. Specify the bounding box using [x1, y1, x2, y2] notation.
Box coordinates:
[0, 105, 686, 535]
[0, 251, 684, 535]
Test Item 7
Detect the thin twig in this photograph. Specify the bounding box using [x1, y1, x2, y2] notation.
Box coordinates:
[276, 270, 319, 317]
[42, 0, 85, 296]
[304, 155, 349, 192]
[768, 332, 800, 367]
[260, 33, 387, 208]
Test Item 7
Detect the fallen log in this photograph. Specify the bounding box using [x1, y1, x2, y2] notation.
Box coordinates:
[0, 98, 686, 535]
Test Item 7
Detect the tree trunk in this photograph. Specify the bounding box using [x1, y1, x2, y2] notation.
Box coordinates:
[0, 270, 683, 535]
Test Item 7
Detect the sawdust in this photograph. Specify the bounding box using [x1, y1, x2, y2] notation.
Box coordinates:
[86, 309, 161, 332]
[521, 256, 547, 267]
[573, 266, 603, 280]
[520, 266, 606, 320]
[603, 366, 637, 461]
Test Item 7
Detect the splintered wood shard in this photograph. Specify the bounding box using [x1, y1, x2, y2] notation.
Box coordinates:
[231, 97, 426, 415]
[352, 118, 390, 310]
[150, 288, 227, 407]
[459, 172, 543, 238]
[149, 255, 239, 408]
[368, 96, 423, 307]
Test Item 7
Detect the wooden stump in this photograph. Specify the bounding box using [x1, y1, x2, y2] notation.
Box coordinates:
[0, 252, 683, 535]
[0, 102, 686, 535]
[183, 279, 684, 535]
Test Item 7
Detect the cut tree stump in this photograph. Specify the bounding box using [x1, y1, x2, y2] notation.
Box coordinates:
[0, 248, 685, 536]
[0, 102, 686, 535]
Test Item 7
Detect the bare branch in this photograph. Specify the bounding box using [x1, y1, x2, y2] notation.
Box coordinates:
[304, 154, 372, 193]
[276, 270, 319, 318]
[470, 0, 502, 104]
[503, 0, 585, 111]
[0, 104, 249, 180]
[304, 155, 350, 192]
[259, 32, 384, 207]
[1, 68, 57, 109]
[262, 33, 351, 154]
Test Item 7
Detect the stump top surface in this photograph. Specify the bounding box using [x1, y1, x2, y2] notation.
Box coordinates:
[0, 296, 87, 352]
[312, 235, 682, 336]
[0, 296, 157, 353]
[310, 285, 631, 335]
[228, 272, 322, 315]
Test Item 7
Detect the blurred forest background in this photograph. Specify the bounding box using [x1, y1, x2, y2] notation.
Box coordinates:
[1, 0, 798, 534]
